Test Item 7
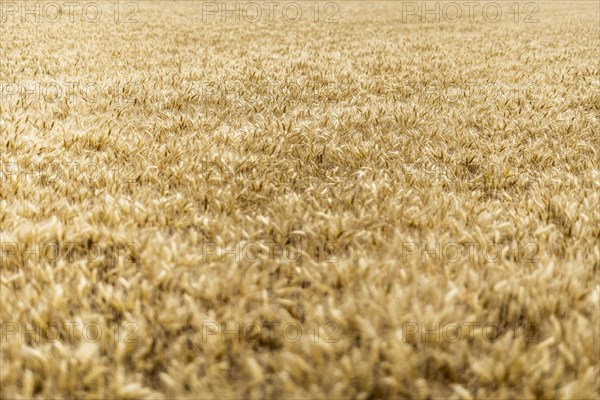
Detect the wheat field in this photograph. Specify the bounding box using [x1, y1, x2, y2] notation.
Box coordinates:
[1, 1, 599, 399]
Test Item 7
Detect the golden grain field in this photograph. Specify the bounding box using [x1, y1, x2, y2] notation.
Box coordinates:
[1, 0, 599, 398]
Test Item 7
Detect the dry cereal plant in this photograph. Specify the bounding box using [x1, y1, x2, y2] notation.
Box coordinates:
[0, 0, 599, 399]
